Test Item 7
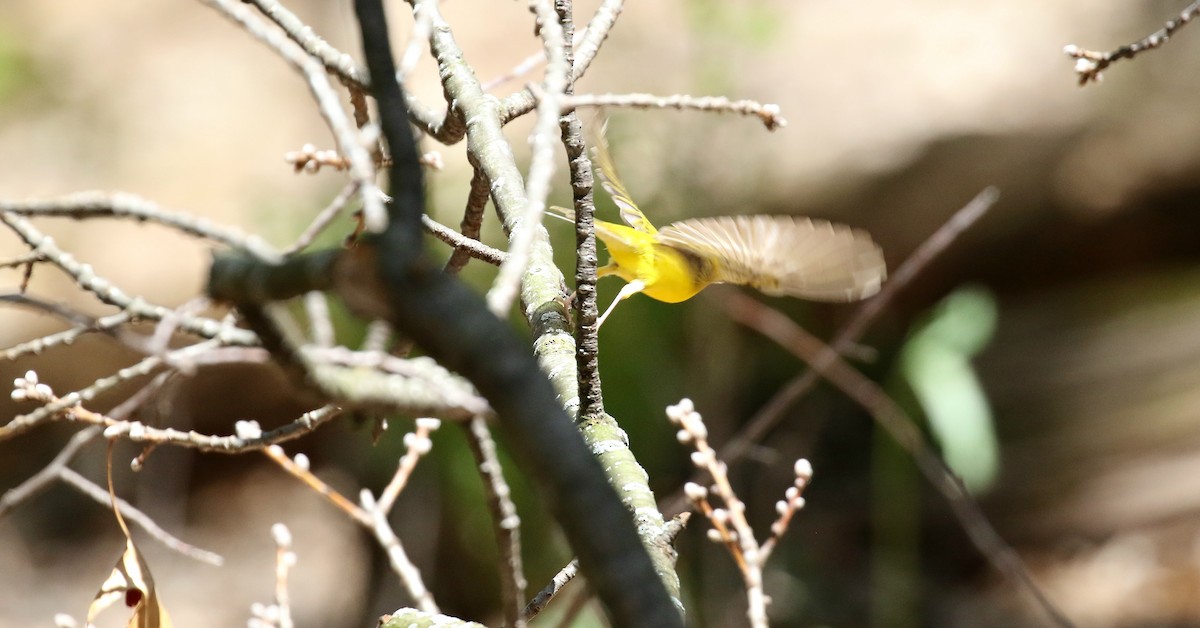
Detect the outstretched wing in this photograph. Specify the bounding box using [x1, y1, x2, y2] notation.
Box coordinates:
[656, 215, 886, 301]
[589, 117, 657, 235]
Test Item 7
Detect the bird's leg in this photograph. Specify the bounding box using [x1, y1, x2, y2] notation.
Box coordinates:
[597, 279, 645, 328]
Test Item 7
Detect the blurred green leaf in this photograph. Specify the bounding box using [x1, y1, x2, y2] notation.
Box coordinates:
[898, 285, 999, 493]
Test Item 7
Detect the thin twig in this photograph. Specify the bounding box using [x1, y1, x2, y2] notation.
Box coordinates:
[668, 400, 767, 627]
[721, 292, 1074, 628]
[1065, 1, 1200, 85]
[397, 0, 433, 80]
[523, 559, 579, 621]
[0, 192, 279, 260]
[484, 0, 571, 315]
[424, 214, 507, 267]
[375, 418, 441, 514]
[570, 0, 624, 81]
[557, 0, 605, 419]
[0, 251, 46, 269]
[262, 442, 439, 612]
[499, 0, 625, 123]
[2, 340, 221, 441]
[199, 0, 387, 233]
[6, 374, 343, 450]
[242, 0, 454, 139]
[465, 416, 526, 628]
[0, 427, 100, 519]
[60, 467, 225, 566]
[0, 211, 257, 346]
[554, 91, 787, 131]
[282, 181, 360, 256]
[264, 445, 367, 524]
[442, 165, 492, 274]
[271, 523, 296, 628]
[361, 490, 440, 613]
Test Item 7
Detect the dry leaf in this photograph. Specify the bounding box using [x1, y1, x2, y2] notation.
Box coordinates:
[86, 441, 172, 628]
[86, 539, 171, 628]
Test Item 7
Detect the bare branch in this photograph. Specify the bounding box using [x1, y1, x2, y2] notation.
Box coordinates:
[0, 427, 100, 519]
[0, 192, 279, 260]
[423, 215, 507, 267]
[0, 212, 257, 345]
[554, 91, 787, 131]
[60, 466, 225, 566]
[484, 0, 571, 315]
[241, 0, 455, 140]
[199, 0, 387, 232]
[361, 490, 440, 613]
[442, 165, 492, 275]
[1065, 1, 1200, 85]
[282, 181, 360, 256]
[523, 559, 579, 621]
[465, 417, 525, 628]
[376, 418, 442, 514]
[571, 0, 625, 81]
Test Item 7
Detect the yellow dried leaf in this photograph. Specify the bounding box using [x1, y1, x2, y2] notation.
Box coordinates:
[86, 538, 171, 628]
[87, 440, 171, 627]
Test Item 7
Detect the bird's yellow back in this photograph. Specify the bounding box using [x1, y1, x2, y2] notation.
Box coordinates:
[592, 219, 717, 303]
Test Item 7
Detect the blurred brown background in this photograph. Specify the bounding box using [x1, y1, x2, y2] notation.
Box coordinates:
[3, 0, 1200, 626]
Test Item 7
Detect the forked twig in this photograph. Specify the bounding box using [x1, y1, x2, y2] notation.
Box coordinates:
[1065, 1, 1200, 84]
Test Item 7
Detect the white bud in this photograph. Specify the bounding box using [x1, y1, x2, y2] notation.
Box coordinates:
[271, 523, 292, 546]
[684, 482, 708, 500]
[23, 370, 38, 385]
[675, 429, 692, 443]
[403, 432, 433, 454]
[415, 417, 442, 431]
[775, 500, 788, 515]
[293, 453, 310, 470]
[235, 420, 263, 440]
[794, 458, 813, 481]
[706, 529, 724, 543]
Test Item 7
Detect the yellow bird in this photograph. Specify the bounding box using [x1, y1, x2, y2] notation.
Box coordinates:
[555, 124, 887, 327]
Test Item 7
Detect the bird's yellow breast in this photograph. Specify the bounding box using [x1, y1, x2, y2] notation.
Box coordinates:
[594, 219, 717, 303]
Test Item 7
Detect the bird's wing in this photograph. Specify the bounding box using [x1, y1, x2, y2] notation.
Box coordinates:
[589, 117, 657, 235]
[655, 215, 886, 301]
